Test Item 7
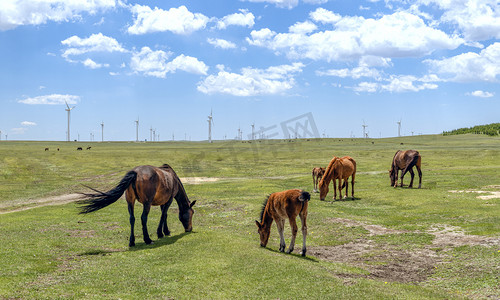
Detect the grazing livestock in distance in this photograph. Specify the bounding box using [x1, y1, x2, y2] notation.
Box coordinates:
[255, 189, 309, 256]
[44, 148, 49, 151]
[312, 167, 325, 193]
[389, 150, 422, 188]
[86, 146, 91, 150]
[78, 164, 196, 247]
[77, 147, 83, 150]
[319, 156, 356, 201]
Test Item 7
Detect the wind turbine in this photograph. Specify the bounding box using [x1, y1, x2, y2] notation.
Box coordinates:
[207, 109, 214, 143]
[251, 123, 255, 140]
[135, 118, 139, 142]
[65, 101, 75, 142]
[397, 119, 402, 137]
[362, 120, 368, 139]
[100, 122, 104, 142]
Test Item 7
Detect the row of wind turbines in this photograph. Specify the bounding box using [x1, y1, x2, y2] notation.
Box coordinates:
[63, 105, 408, 142]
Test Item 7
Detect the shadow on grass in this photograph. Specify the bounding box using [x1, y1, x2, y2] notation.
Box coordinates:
[263, 247, 319, 262]
[128, 231, 194, 252]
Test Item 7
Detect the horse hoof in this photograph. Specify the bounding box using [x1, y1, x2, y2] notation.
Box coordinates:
[129, 242, 135, 247]
[145, 240, 153, 245]
[300, 251, 306, 257]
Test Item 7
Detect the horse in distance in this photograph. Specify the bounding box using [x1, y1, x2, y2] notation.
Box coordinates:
[78, 164, 196, 247]
[389, 150, 422, 188]
[319, 156, 356, 201]
[255, 189, 310, 256]
[312, 167, 325, 193]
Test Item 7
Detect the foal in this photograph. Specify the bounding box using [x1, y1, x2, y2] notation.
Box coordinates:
[255, 189, 310, 256]
[312, 167, 325, 193]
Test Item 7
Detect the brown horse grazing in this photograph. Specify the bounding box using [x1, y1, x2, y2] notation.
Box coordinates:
[389, 150, 422, 188]
[319, 156, 356, 201]
[312, 167, 325, 193]
[255, 189, 309, 256]
[78, 164, 196, 247]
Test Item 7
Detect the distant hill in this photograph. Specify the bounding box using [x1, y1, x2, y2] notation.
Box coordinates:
[442, 123, 500, 136]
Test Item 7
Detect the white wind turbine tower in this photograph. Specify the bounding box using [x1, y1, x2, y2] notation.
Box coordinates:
[362, 120, 368, 139]
[65, 101, 76, 142]
[207, 109, 214, 143]
[135, 118, 139, 142]
[397, 119, 402, 137]
[100, 122, 104, 142]
[251, 123, 255, 140]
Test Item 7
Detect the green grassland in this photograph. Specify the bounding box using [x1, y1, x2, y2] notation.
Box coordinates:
[0, 134, 499, 299]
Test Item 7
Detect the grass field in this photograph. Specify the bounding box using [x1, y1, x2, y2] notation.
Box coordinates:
[0, 134, 499, 299]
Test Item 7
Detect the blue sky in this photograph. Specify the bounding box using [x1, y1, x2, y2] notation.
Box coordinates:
[0, 0, 499, 141]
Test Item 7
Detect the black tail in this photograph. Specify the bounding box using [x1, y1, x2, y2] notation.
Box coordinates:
[299, 191, 310, 202]
[78, 170, 137, 214]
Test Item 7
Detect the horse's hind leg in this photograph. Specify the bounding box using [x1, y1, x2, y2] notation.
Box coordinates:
[276, 219, 286, 252]
[286, 217, 298, 254]
[417, 166, 422, 189]
[141, 202, 153, 245]
[351, 174, 355, 198]
[127, 202, 136, 247]
[408, 168, 415, 188]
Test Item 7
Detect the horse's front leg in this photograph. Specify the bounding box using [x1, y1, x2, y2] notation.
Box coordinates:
[344, 178, 349, 200]
[157, 197, 173, 238]
[333, 179, 337, 200]
[286, 217, 298, 254]
[141, 202, 153, 245]
[394, 169, 399, 188]
[276, 219, 286, 252]
[299, 212, 307, 257]
[338, 178, 343, 200]
[127, 202, 136, 247]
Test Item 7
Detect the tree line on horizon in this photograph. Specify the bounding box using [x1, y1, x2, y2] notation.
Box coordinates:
[442, 123, 500, 136]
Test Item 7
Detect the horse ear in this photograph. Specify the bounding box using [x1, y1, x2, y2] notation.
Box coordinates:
[190, 200, 196, 208]
[255, 220, 261, 229]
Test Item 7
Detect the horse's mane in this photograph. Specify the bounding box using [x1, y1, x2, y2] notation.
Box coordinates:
[259, 195, 270, 222]
[319, 157, 339, 188]
[159, 163, 191, 206]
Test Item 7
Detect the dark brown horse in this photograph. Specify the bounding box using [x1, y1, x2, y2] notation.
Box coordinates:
[389, 150, 422, 188]
[312, 167, 325, 193]
[78, 164, 196, 246]
[319, 156, 356, 201]
[255, 189, 309, 256]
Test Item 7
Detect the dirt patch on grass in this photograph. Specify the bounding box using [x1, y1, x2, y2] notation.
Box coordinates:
[311, 219, 500, 284]
[310, 240, 442, 283]
[0, 193, 86, 214]
[449, 189, 500, 200]
[180, 177, 220, 184]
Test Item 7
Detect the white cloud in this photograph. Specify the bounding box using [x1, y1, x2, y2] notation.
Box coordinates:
[127, 5, 209, 35]
[216, 9, 255, 30]
[82, 58, 109, 69]
[11, 128, 27, 135]
[21, 121, 37, 126]
[425, 42, 500, 82]
[0, 0, 119, 31]
[243, 0, 299, 9]
[289, 21, 317, 34]
[309, 7, 341, 24]
[317, 66, 382, 80]
[467, 90, 494, 98]
[303, 0, 329, 4]
[417, 0, 500, 41]
[130, 47, 208, 78]
[18, 94, 80, 105]
[207, 38, 237, 49]
[247, 10, 463, 62]
[197, 63, 304, 96]
[352, 75, 438, 93]
[61, 33, 127, 58]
